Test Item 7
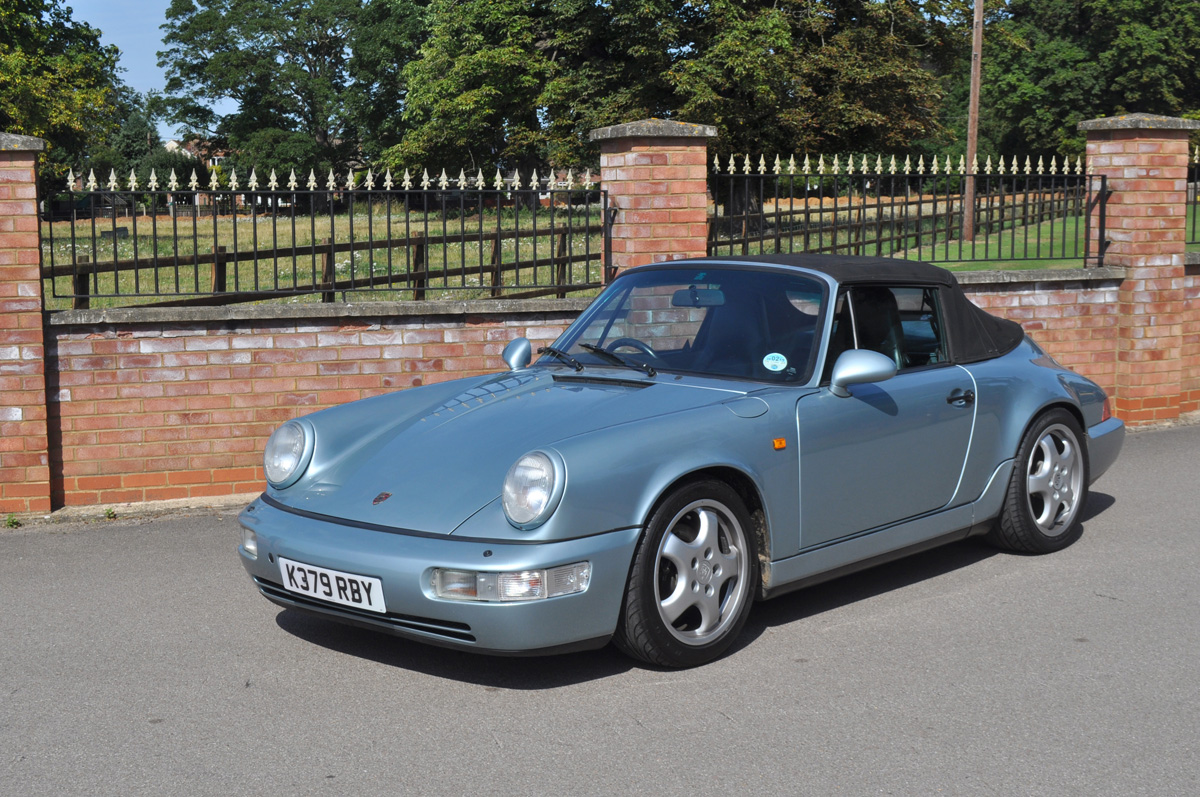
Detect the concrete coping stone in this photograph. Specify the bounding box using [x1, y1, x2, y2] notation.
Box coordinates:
[1078, 113, 1200, 131]
[954, 266, 1126, 285]
[0, 132, 47, 152]
[46, 297, 595, 327]
[44, 269, 1133, 326]
[590, 118, 718, 142]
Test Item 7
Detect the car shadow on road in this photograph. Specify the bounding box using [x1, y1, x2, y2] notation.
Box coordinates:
[275, 609, 636, 688]
[274, 492, 1118, 684]
[730, 490, 1117, 655]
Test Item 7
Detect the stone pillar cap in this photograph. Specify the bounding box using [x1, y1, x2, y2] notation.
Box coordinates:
[1078, 113, 1200, 132]
[590, 118, 717, 142]
[0, 132, 47, 151]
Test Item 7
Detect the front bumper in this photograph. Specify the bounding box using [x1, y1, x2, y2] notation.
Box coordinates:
[1086, 416, 1124, 485]
[237, 497, 642, 654]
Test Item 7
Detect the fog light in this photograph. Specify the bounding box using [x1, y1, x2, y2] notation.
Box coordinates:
[431, 562, 591, 602]
[241, 527, 258, 558]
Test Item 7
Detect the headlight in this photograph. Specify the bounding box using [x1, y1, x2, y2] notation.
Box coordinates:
[263, 419, 314, 488]
[501, 450, 565, 528]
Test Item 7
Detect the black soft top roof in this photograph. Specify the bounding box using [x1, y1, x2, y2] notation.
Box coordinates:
[686, 254, 1026, 364]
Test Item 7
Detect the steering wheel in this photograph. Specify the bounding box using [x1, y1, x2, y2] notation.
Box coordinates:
[607, 337, 663, 364]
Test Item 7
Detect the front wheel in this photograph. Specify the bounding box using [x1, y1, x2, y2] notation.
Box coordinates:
[615, 480, 758, 668]
[989, 408, 1089, 554]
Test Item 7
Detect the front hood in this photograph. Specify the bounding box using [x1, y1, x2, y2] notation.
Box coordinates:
[271, 368, 744, 533]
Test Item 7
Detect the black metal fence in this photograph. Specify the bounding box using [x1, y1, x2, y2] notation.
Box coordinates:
[40, 183, 611, 310]
[708, 170, 1108, 267]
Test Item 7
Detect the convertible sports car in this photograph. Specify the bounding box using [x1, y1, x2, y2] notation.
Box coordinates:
[238, 254, 1124, 667]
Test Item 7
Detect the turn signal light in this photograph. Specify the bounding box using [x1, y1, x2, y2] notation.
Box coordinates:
[432, 562, 591, 602]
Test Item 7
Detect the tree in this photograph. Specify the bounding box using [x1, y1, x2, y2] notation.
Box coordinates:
[0, 0, 125, 187]
[669, 0, 945, 156]
[160, 0, 423, 172]
[975, 0, 1200, 157]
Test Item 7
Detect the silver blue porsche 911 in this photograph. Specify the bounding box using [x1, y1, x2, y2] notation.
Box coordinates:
[238, 254, 1124, 667]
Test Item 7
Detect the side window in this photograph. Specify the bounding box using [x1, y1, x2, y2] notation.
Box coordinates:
[843, 285, 946, 372]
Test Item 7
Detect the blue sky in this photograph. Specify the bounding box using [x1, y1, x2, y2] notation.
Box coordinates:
[69, 0, 236, 138]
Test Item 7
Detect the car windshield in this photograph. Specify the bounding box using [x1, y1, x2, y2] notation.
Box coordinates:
[549, 266, 826, 382]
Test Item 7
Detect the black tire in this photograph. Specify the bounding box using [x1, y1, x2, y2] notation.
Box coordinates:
[989, 408, 1089, 554]
[615, 480, 758, 668]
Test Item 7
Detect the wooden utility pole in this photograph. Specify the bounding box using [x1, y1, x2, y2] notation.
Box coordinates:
[963, 0, 984, 242]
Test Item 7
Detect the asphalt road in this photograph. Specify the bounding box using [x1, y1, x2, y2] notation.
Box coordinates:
[2, 425, 1197, 796]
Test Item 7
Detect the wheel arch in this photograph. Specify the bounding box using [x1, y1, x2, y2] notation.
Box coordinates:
[642, 465, 772, 598]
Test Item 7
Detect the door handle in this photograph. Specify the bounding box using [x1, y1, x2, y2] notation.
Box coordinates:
[947, 389, 975, 405]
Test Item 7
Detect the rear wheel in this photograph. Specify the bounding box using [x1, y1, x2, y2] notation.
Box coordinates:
[616, 480, 757, 668]
[989, 409, 1089, 553]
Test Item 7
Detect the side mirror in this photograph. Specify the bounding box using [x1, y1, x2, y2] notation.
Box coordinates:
[502, 337, 532, 371]
[829, 349, 897, 398]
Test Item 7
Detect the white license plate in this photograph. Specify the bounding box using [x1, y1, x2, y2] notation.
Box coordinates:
[278, 557, 387, 614]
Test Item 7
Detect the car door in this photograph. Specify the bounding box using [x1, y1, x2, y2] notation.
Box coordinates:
[795, 285, 976, 549]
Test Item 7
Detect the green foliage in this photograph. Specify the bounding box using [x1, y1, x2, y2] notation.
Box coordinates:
[103, 507, 117, 520]
[0, 0, 125, 185]
[973, 0, 1200, 156]
[160, 0, 423, 170]
[4, 514, 20, 529]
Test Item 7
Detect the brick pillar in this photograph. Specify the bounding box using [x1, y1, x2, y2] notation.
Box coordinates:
[0, 133, 51, 514]
[590, 119, 715, 275]
[1080, 114, 1200, 423]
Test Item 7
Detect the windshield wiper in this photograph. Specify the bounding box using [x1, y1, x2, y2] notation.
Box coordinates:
[537, 346, 584, 371]
[580, 343, 657, 378]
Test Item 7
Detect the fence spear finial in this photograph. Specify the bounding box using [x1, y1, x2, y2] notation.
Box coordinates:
[583, 168, 594, 189]
[742, 155, 752, 175]
[326, 169, 337, 190]
[788, 155, 796, 175]
[127, 168, 138, 191]
[167, 169, 178, 191]
[510, 169, 522, 190]
[364, 169, 376, 190]
[889, 155, 897, 175]
[189, 169, 200, 191]
[1036, 156, 1044, 175]
[148, 169, 158, 191]
[403, 169, 413, 190]
[862, 154, 870, 173]
[476, 168, 485, 189]
[802, 154, 810, 174]
[958, 155, 966, 175]
[1023, 156, 1031, 175]
[1049, 156, 1058, 175]
[383, 169, 394, 190]
[984, 156, 993, 175]
[269, 169, 279, 190]
[832, 154, 841, 175]
[230, 169, 240, 191]
[917, 155, 925, 175]
[972, 154, 979, 174]
[287, 169, 298, 190]
[66, 169, 75, 192]
[903, 155, 911, 175]
[108, 169, 120, 191]
[565, 168, 575, 190]
[773, 154, 781, 175]
[930, 155, 938, 175]
[818, 154, 826, 175]
[86, 169, 98, 191]
[1075, 155, 1084, 175]
[437, 168, 449, 190]
[457, 168, 467, 188]
[494, 168, 504, 190]
[758, 154, 767, 175]
[209, 169, 221, 191]
[307, 169, 318, 191]
[713, 152, 720, 173]
[420, 169, 431, 190]
[845, 154, 854, 175]
[875, 154, 883, 174]
[530, 168, 539, 189]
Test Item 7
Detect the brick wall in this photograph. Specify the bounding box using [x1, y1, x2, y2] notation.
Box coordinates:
[45, 302, 586, 507]
[961, 269, 1125, 396]
[591, 120, 715, 273]
[1185, 263, 1200, 413]
[0, 137, 51, 513]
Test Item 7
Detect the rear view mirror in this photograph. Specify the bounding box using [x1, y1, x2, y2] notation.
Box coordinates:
[672, 287, 725, 307]
[829, 350, 897, 397]
[502, 338, 532, 371]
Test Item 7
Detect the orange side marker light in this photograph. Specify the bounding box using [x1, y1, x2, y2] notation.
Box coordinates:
[773, 438, 787, 451]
